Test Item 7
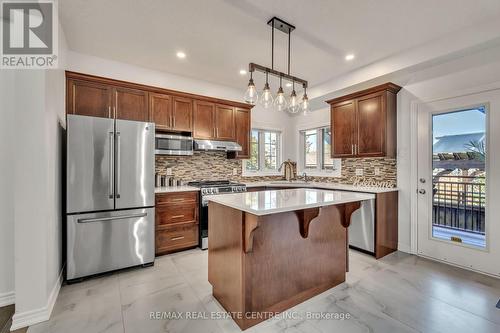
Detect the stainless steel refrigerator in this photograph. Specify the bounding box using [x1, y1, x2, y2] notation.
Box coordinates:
[66, 114, 155, 281]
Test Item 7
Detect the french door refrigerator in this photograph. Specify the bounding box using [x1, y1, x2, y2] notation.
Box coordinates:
[66, 114, 155, 281]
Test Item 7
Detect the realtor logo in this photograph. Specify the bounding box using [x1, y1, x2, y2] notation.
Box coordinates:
[1, 0, 58, 68]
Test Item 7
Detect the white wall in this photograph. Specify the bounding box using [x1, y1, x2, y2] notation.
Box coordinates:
[0, 70, 15, 307]
[10, 22, 68, 330]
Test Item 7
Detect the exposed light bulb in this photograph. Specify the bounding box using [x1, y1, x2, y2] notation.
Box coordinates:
[288, 83, 300, 113]
[244, 72, 258, 104]
[301, 91, 309, 115]
[274, 86, 288, 111]
[259, 72, 274, 109]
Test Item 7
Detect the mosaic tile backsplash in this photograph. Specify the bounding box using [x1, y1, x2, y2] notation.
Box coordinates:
[156, 152, 397, 187]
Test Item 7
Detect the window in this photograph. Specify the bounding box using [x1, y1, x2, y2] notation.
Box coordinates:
[301, 126, 334, 171]
[245, 129, 282, 173]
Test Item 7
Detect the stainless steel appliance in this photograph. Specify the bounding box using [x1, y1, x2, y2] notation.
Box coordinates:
[348, 198, 375, 253]
[66, 115, 155, 281]
[194, 139, 241, 152]
[155, 133, 193, 155]
[187, 180, 246, 250]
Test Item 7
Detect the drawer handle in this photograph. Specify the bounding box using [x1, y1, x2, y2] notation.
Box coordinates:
[171, 198, 185, 202]
[171, 236, 185, 241]
[171, 214, 185, 219]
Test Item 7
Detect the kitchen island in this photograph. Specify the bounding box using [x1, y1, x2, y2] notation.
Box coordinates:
[207, 188, 374, 329]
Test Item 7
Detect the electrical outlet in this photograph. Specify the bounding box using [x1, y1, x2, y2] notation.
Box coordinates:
[355, 168, 364, 176]
[166, 168, 172, 176]
[233, 168, 238, 175]
[374, 167, 381, 176]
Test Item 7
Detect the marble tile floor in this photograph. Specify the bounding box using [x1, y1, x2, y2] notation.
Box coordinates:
[26, 249, 500, 333]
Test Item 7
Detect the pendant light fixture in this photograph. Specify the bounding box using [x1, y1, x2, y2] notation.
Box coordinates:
[259, 71, 274, 108]
[301, 86, 309, 115]
[288, 80, 300, 114]
[244, 17, 309, 114]
[244, 71, 258, 104]
[274, 75, 288, 111]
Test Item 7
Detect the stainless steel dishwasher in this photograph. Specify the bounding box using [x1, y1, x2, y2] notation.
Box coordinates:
[348, 197, 376, 253]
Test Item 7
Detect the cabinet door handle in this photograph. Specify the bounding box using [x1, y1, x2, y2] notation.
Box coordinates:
[171, 236, 185, 241]
[108, 132, 114, 198]
[355, 144, 358, 155]
[171, 214, 185, 219]
[173, 117, 175, 128]
[351, 144, 354, 155]
[108, 106, 111, 118]
[170, 198, 185, 202]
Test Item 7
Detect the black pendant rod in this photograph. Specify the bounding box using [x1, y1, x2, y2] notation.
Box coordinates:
[271, 23, 274, 70]
[288, 27, 291, 75]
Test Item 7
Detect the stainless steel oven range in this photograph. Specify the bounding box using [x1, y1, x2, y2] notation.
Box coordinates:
[187, 180, 246, 249]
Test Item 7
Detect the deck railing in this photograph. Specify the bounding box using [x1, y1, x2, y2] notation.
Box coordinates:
[432, 175, 485, 234]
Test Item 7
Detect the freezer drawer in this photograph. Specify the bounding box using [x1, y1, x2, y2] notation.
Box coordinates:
[66, 208, 155, 280]
[349, 199, 375, 253]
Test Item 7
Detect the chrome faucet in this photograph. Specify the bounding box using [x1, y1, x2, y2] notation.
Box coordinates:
[302, 172, 310, 183]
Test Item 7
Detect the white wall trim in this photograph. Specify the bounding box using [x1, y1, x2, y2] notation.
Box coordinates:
[10, 268, 63, 331]
[0, 291, 15, 307]
[409, 99, 419, 254]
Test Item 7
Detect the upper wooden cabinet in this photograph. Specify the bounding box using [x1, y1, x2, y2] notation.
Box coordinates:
[67, 79, 112, 118]
[172, 97, 193, 132]
[193, 101, 216, 139]
[228, 108, 251, 159]
[114, 87, 149, 122]
[66, 72, 252, 147]
[215, 104, 235, 140]
[327, 83, 401, 158]
[67, 74, 149, 121]
[149, 94, 193, 132]
[149, 93, 172, 130]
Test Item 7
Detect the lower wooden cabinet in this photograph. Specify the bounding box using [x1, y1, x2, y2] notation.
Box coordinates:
[156, 223, 199, 255]
[155, 191, 199, 255]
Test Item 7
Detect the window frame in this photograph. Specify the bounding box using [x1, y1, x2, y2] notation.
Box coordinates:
[243, 128, 283, 176]
[299, 126, 340, 176]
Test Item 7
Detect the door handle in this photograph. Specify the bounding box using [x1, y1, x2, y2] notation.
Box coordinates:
[78, 212, 147, 223]
[109, 132, 114, 199]
[116, 132, 121, 198]
[171, 214, 185, 219]
[171, 236, 185, 241]
[419, 178, 426, 183]
[351, 144, 354, 155]
[418, 189, 426, 194]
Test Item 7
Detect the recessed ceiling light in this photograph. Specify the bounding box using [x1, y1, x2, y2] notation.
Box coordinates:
[345, 54, 355, 61]
[176, 51, 186, 59]
[239, 69, 247, 75]
[285, 82, 292, 87]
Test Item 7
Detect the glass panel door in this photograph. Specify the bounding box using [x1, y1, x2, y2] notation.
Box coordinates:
[431, 108, 486, 248]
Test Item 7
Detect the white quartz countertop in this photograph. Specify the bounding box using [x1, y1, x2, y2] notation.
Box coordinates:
[155, 186, 200, 193]
[208, 188, 375, 216]
[244, 181, 398, 194]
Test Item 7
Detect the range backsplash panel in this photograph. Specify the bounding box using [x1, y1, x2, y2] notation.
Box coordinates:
[156, 152, 397, 187]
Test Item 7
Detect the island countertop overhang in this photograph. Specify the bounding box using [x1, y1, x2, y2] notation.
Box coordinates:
[207, 188, 375, 216]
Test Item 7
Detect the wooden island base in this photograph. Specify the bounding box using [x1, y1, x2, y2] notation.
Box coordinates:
[208, 201, 360, 330]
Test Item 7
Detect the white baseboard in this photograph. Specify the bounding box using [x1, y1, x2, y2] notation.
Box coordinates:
[0, 291, 15, 307]
[10, 269, 63, 331]
[397, 242, 412, 254]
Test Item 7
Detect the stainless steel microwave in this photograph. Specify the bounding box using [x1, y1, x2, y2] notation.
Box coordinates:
[155, 134, 193, 156]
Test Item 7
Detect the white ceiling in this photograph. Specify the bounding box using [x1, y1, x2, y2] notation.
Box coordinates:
[60, 0, 500, 91]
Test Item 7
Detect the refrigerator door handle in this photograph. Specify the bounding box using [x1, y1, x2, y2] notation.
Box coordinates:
[77, 212, 147, 224]
[116, 132, 121, 199]
[109, 132, 114, 199]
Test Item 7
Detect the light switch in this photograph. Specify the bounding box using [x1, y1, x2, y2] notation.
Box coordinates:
[355, 168, 364, 176]
[233, 168, 238, 175]
[374, 167, 381, 176]
[166, 168, 172, 176]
